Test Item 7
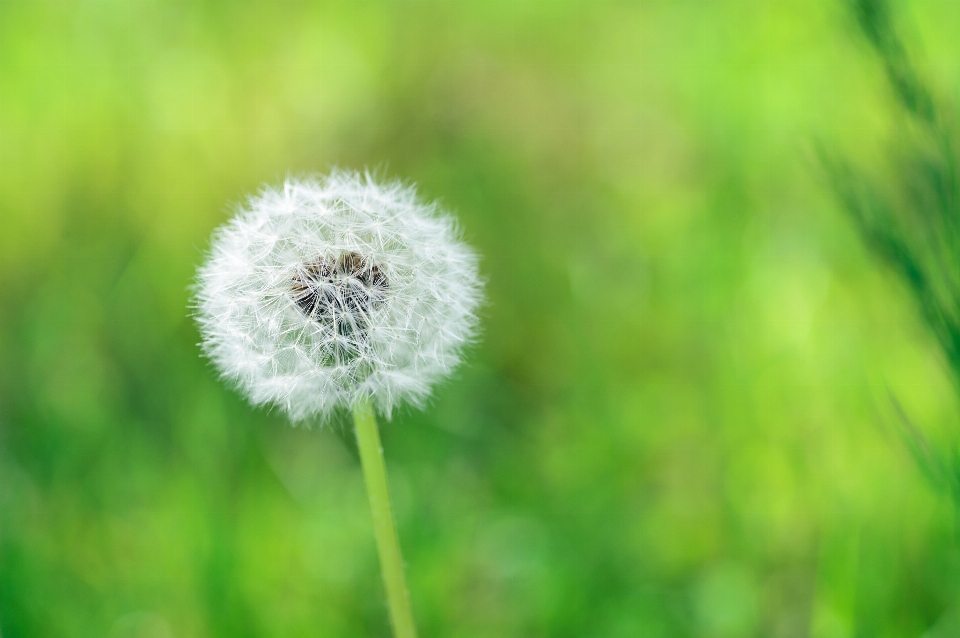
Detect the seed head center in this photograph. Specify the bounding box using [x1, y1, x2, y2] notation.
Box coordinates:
[291, 252, 388, 329]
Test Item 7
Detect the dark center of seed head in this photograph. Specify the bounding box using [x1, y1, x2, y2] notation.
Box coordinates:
[291, 252, 388, 333]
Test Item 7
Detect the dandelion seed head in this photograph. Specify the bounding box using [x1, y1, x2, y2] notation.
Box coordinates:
[194, 170, 484, 422]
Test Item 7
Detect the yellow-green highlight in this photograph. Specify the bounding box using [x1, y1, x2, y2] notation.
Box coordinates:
[352, 398, 418, 638]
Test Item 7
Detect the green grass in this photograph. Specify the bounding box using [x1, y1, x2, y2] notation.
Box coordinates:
[4, 1, 960, 636]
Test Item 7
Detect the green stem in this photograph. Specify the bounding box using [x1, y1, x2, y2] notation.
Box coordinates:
[352, 398, 418, 638]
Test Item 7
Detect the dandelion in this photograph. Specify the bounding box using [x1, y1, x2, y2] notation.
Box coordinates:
[194, 170, 484, 638]
[195, 170, 483, 422]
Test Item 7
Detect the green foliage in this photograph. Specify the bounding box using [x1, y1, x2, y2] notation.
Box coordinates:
[825, 0, 960, 513]
[851, 0, 936, 123]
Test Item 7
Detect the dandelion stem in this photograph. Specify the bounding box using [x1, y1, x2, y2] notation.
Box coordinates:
[352, 398, 418, 638]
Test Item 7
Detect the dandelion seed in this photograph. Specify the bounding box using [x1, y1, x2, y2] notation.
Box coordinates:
[194, 169, 483, 422]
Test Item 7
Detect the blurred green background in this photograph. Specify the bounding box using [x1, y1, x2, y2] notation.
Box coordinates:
[4, 1, 960, 636]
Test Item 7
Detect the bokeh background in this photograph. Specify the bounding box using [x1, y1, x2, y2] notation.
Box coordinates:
[4, 1, 960, 636]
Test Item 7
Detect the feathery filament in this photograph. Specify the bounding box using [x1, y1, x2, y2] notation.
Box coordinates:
[194, 170, 483, 422]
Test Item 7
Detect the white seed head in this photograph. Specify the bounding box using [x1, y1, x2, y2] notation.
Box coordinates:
[194, 170, 483, 422]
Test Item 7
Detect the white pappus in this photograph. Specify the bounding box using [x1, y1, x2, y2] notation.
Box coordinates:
[194, 170, 484, 422]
